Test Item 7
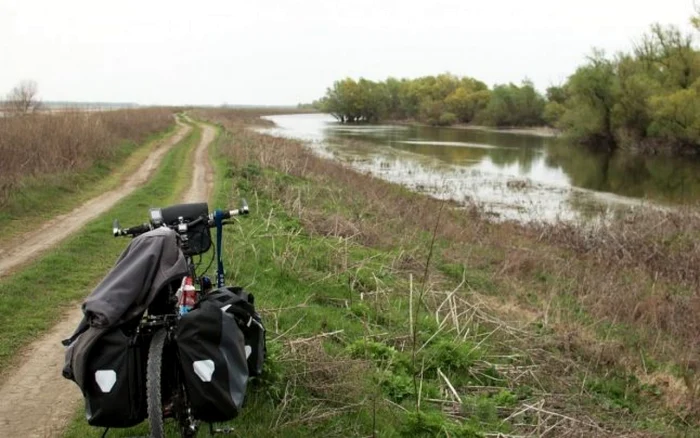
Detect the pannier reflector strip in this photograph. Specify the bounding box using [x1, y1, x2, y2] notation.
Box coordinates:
[95, 370, 117, 393]
[193, 360, 215, 382]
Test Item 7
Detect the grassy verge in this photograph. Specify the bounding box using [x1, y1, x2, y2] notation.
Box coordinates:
[0, 122, 201, 376]
[64, 114, 699, 437]
[0, 120, 179, 242]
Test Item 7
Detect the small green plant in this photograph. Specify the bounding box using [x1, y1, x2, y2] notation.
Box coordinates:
[586, 374, 642, 412]
[256, 340, 285, 401]
[347, 339, 397, 364]
[492, 389, 519, 407]
[401, 410, 482, 438]
[422, 339, 480, 374]
[241, 162, 262, 179]
[379, 370, 415, 402]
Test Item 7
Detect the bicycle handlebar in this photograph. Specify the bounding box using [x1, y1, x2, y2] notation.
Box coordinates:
[113, 200, 250, 238]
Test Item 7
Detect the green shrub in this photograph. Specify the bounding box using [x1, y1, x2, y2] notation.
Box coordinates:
[438, 112, 458, 126]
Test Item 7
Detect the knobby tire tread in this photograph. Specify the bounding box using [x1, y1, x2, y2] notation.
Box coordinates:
[147, 328, 167, 438]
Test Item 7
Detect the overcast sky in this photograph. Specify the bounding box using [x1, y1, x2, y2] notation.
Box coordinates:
[1, 1, 697, 106]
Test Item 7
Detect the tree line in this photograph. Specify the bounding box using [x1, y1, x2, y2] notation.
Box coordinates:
[315, 10, 700, 154]
[314, 74, 545, 128]
[549, 22, 700, 153]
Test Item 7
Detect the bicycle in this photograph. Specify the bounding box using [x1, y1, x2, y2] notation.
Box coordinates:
[112, 200, 250, 438]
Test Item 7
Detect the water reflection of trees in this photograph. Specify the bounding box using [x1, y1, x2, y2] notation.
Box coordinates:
[336, 124, 549, 174]
[546, 142, 700, 203]
[327, 124, 700, 205]
[488, 147, 540, 174]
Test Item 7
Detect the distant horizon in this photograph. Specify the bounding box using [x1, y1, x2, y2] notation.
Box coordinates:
[2, 1, 697, 106]
[35, 101, 303, 108]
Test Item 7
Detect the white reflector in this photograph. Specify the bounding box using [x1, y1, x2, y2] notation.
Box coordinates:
[95, 370, 117, 393]
[193, 359, 215, 382]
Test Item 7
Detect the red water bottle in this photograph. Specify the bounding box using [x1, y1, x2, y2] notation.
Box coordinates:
[179, 276, 197, 314]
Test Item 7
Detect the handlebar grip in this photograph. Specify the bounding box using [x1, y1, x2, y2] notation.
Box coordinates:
[222, 209, 241, 219]
[114, 222, 152, 237]
[215, 205, 250, 221]
[224, 199, 249, 219]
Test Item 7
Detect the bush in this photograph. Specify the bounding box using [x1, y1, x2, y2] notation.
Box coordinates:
[543, 101, 566, 127]
[476, 81, 546, 127]
[438, 112, 457, 126]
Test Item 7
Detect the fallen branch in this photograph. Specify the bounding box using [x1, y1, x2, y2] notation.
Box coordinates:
[288, 329, 345, 345]
[437, 368, 462, 403]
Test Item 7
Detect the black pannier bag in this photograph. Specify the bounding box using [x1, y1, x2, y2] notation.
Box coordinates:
[175, 302, 249, 422]
[202, 286, 266, 377]
[64, 326, 147, 428]
[62, 227, 189, 427]
[160, 203, 211, 256]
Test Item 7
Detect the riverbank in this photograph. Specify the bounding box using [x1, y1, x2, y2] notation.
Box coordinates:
[387, 119, 559, 138]
[196, 109, 699, 436]
[454, 123, 559, 138]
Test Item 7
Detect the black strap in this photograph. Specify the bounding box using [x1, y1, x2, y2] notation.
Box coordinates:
[61, 320, 89, 347]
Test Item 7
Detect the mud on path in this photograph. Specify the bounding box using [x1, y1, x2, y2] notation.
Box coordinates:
[0, 121, 216, 438]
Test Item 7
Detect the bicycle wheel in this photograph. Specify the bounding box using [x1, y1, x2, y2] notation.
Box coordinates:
[147, 328, 167, 438]
[174, 373, 199, 438]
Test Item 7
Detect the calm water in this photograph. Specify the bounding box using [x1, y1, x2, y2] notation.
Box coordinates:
[258, 113, 700, 222]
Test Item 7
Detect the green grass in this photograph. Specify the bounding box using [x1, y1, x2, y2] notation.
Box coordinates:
[0, 123, 178, 243]
[0, 122, 200, 376]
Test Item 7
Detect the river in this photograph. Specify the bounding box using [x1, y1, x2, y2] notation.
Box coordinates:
[258, 113, 700, 223]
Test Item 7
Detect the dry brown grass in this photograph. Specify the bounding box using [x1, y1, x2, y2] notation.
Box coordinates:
[529, 212, 700, 353]
[191, 107, 314, 128]
[0, 108, 174, 204]
[264, 333, 371, 431]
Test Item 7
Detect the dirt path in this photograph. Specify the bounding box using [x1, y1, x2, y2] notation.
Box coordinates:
[182, 123, 215, 204]
[0, 120, 192, 279]
[0, 121, 216, 438]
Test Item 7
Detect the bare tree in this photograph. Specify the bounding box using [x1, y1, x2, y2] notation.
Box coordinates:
[4, 80, 42, 115]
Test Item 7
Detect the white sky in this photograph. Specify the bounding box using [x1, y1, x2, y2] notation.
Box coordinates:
[1, 0, 697, 106]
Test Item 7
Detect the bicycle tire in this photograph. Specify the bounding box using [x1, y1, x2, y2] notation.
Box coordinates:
[147, 328, 167, 438]
[175, 376, 199, 438]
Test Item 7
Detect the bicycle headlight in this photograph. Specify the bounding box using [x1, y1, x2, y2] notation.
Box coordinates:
[149, 208, 164, 227]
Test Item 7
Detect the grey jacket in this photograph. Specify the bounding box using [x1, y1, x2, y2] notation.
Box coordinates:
[63, 227, 188, 385]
